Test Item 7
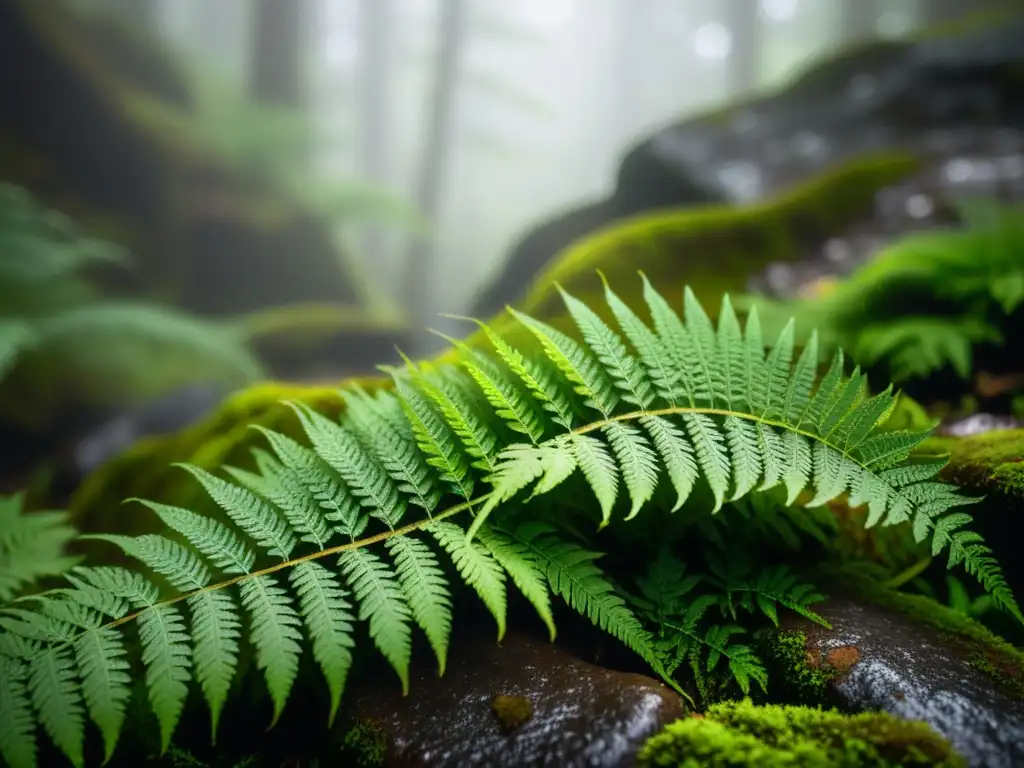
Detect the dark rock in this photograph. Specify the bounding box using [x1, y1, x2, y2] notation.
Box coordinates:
[777, 594, 1024, 768]
[69, 383, 228, 479]
[470, 15, 1024, 316]
[346, 631, 687, 768]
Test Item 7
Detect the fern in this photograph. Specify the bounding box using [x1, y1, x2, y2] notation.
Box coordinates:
[0, 277, 1017, 767]
[0, 494, 81, 604]
[742, 197, 1024, 383]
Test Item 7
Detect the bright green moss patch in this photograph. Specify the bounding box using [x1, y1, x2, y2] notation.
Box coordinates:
[921, 429, 1024, 498]
[761, 630, 841, 707]
[636, 699, 965, 768]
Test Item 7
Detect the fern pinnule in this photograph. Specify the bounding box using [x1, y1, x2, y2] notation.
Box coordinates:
[0, 275, 1017, 768]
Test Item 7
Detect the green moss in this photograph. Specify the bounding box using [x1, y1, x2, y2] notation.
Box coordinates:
[844, 579, 1024, 700]
[491, 694, 534, 732]
[337, 719, 388, 768]
[761, 630, 841, 707]
[436, 152, 921, 360]
[920, 428, 1024, 498]
[69, 379, 385, 534]
[636, 699, 965, 768]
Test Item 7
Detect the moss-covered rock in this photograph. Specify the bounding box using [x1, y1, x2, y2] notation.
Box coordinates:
[923, 429, 1024, 500]
[636, 699, 965, 768]
[765, 587, 1024, 767]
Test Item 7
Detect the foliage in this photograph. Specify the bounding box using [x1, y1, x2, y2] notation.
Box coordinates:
[0, 184, 262, 429]
[0, 276, 1017, 767]
[635, 699, 965, 767]
[742, 198, 1024, 385]
[0, 494, 80, 604]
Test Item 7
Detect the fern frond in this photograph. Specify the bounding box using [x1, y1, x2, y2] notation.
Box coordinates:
[1, 276, 1016, 766]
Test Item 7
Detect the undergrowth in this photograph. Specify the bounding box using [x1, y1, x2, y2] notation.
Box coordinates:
[0, 275, 1018, 767]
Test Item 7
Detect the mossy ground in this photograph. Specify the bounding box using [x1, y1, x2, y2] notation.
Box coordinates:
[923, 428, 1024, 499]
[636, 699, 965, 768]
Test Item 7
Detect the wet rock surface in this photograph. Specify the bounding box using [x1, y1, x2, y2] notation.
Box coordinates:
[781, 595, 1024, 768]
[346, 631, 687, 768]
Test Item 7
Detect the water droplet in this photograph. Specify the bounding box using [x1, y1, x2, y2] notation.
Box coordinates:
[943, 158, 975, 185]
[824, 238, 852, 264]
[790, 131, 826, 159]
[905, 194, 935, 220]
[716, 161, 763, 201]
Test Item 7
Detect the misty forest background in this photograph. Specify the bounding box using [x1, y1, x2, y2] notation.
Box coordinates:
[71, 0, 985, 350]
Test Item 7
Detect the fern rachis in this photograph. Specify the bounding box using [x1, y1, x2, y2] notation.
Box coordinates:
[0, 277, 1018, 768]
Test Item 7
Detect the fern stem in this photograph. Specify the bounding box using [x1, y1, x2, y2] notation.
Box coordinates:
[882, 556, 933, 590]
[94, 495, 490, 635]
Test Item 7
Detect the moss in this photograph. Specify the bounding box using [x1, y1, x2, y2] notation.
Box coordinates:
[844, 579, 1024, 700]
[435, 151, 921, 361]
[761, 630, 842, 707]
[337, 719, 388, 768]
[491, 694, 534, 732]
[920, 428, 1024, 498]
[69, 379, 387, 534]
[636, 699, 966, 768]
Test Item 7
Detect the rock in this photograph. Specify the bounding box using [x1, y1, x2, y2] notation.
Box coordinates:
[470, 13, 1024, 316]
[343, 631, 687, 768]
[769, 592, 1024, 768]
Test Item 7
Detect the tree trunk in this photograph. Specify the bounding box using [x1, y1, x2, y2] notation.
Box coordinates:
[404, 0, 467, 356]
[249, 0, 307, 106]
[724, 0, 761, 96]
[358, 0, 393, 273]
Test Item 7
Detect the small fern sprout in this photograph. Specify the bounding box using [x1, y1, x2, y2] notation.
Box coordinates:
[0, 277, 1018, 768]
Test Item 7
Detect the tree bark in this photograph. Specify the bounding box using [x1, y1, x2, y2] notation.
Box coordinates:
[249, 0, 307, 106]
[404, 0, 467, 356]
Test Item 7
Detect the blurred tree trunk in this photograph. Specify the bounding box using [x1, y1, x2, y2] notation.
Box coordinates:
[404, 0, 467, 355]
[249, 0, 307, 107]
[359, 0, 393, 274]
[724, 0, 761, 96]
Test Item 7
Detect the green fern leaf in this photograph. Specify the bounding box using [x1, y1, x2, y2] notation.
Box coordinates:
[429, 521, 508, 640]
[475, 525, 557, 641]
[0, 655, 37, 768]
[386, 536, 453, 676]
[289, 561, 355, 726]
[338, 549, 412, 693]
[602, 422, 659, 520]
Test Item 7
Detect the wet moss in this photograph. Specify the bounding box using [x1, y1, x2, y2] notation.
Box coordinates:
[337, 719, 388, 768]
[637, 699, 965, 768]
[761, 630, 842, 707]
[921, 429, 1024, 498]
[491, 694, 534, 732]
